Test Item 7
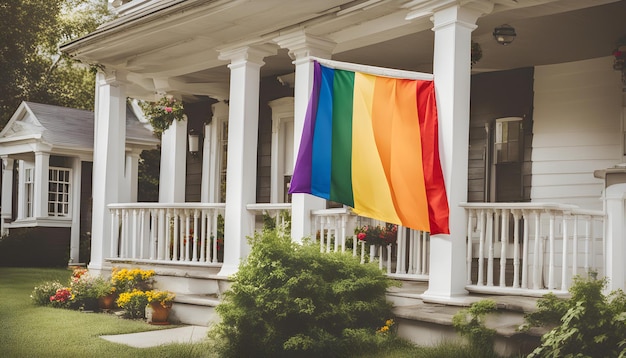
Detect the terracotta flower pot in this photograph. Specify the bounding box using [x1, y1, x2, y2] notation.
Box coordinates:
[98, 293, 117, 309]
[146, 302, 172, 325]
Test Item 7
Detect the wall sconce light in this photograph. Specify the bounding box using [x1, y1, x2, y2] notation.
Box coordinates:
[188, 128, 200, 158]
[493, 24, 516, 46]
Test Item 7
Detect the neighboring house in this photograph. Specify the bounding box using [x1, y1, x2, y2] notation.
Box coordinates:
[59, 0, 626, 347]
[0, 102, 159, 264]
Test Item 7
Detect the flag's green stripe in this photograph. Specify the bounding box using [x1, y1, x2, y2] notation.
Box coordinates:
[329, 69, 355, 207]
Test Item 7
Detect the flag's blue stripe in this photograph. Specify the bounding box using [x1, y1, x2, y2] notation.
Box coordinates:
[310, 66, 334, 199]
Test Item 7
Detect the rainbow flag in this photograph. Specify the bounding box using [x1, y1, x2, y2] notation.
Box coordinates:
[289, 61, 449, 235]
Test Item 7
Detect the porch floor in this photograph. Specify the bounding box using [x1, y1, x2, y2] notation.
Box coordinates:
[388, 280, 546, 355]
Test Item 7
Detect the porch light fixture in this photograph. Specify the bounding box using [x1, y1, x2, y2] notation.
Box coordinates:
[493, 24, 516, 46]
[188, 128, 199, 158]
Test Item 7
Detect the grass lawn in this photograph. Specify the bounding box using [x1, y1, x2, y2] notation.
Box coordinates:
[0, 267, 213, 358]
[1, 267, 505, 358]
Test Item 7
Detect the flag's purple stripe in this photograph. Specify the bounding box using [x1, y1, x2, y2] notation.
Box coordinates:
[310, 66, 335, 199]
[288, 61, 322, 194]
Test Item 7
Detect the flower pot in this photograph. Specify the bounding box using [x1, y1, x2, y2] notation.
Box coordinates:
[98, 293, 116, 310]
[146, 302, 172, 325]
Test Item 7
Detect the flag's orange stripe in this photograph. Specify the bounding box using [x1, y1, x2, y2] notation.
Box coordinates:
[371, 77, 430, 231]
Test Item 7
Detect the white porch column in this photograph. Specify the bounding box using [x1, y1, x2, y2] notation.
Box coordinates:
[69, 157, 82, 264]
[268, 97, 294, 203]
[159, 116, 188, 203]
[89, 71, 127, 272]
[421, 2, 492, 300]
[123, 150, 141, 203]
[217, 45, 276, 277]
[1, 156, 14, 235]
[33, 151, 50, 218]
[274, 31, 335, 242]
[202, 101, 229, 203]
[603, 182, 626, 291]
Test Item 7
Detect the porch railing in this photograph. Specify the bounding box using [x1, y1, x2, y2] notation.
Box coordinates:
[461, 202, 605, 295]
[312, 208, 430, 280]
[108, 203, 225, 266]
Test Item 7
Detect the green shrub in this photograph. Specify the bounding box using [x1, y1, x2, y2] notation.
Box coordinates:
[524, 274, 626, 358]
[210, 229, 398, 358]
[31, 280, 65, 306]
[116, 289, 149, 319]
[452, 299, 498, 354]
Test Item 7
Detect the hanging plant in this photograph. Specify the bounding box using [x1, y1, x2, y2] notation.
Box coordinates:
[471, 40, 482, 67]
[140, 96, 185, 136]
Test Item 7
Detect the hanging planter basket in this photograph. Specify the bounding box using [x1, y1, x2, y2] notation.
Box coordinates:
[141, 96, 185, 137]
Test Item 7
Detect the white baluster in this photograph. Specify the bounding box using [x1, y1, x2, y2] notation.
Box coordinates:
[466, 210, 474, 285]
[500, 209, 509, 287]
[487, 210, 494, 287]
[387, 244, 392, 274]
[192, 210, 199, 262]
[561, 215, 568, 291]
[212, 210, 219, 263]
[521, 210, 529, 289]
[422, 232, 428, 275]
[548, 212, 555, 290]
[162, 209, 169, 261]
[532, 211, 541, 290]
[584, 219, 591, 272]
[512, 211, 520, 288]
[572, 215, 578, 278]
[200, 210, 207, 262]
[477, 210, 485, 286]
[150, 209, 157, 260]
[131, 209, 139, 259]
[410, 229, 417, 275]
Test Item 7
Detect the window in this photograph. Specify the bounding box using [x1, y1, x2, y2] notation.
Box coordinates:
[25, 168, 33, 218]
[48, 167, 71, 217]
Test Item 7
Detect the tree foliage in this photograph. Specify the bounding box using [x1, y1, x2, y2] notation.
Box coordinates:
[0, 0, 112, 128]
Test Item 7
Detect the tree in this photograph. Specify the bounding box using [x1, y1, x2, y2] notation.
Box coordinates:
[0, 0, 111, 128]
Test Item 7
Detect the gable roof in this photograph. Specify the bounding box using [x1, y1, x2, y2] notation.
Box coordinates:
[0, 101, 159, 154]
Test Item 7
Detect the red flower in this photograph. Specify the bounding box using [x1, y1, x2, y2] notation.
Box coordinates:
[357, 232, 366, 241]
[164, 106, 173, 113]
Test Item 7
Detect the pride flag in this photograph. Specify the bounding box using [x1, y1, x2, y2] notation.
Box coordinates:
[289, 61, 449, 235]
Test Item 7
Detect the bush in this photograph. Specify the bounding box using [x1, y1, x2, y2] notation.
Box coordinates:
[452, 299, 498, 355]
[110, 267, 154, 292]
[210, 229, 398, 358]
[524, 274, 626, 358]
[116, 289, 149, 319]
[31, 280, 65, 306]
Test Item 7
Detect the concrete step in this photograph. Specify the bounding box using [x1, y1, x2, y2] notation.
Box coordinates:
[169, 293, 221, 327]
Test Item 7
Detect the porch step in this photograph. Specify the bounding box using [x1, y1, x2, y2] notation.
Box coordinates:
[169, 293, 221, 327]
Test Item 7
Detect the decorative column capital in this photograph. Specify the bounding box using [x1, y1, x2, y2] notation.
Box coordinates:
[218, 44, 277, 69]
[405, 0, 493, 29]
[273, 30, 336, 61]
[96, 69, 128, 87]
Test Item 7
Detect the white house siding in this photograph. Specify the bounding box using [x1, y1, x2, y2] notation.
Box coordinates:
[532, 56, 624, 210]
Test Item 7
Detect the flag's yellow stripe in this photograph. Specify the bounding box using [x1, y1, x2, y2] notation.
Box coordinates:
[351, 73, 401, 224]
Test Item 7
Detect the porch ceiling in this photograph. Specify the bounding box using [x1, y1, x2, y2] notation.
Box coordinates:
[60, 0, 626, 102]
